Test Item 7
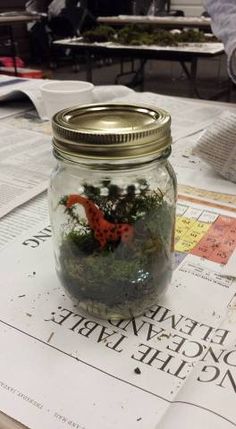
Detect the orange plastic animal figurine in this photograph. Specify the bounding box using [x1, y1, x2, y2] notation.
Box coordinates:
[66, 194, 134, 248]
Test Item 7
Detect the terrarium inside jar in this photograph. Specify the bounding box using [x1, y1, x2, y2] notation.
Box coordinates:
[48, 103, 177, 320]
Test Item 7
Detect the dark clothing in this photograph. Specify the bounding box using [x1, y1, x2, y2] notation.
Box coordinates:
[87, 0, 131, 18]
[29, 20, 50, 64]
[25, 0, 51, 64]
[57, 1, 96, 35]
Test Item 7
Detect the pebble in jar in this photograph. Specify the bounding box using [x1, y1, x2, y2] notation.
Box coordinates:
[48, 103, 177, 320]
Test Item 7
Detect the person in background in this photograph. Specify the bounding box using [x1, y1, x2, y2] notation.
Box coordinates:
[203, 0, 236, 84]
[25, 0, 52, 64]
[87, 0, 131, 18]
[48, 0, 66, 18]
[25, 0, 69, 64]
[25, 0, 50, 13]
[59, 0, 96, 34]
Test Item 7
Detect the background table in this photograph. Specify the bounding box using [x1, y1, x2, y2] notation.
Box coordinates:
[0, 13, 41, 75]
[54, 38, 225, 98]
[97, 15, 212, 30]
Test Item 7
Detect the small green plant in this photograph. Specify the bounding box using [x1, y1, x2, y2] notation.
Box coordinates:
[58, 179, 174, 318]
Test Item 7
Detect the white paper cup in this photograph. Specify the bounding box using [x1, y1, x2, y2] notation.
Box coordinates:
[41, 80, 95, 119]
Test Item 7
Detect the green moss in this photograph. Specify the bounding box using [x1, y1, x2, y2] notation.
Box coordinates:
[83, 25, 116, 43]
[58, 180, 174, 314]
[176, 29, 206, 43]
[82, 24, 218, 47]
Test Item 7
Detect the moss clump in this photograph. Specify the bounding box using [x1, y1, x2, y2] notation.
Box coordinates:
[176, 29, 206, 43]
[58, 180, 174, 318]
[82, 25, 115, 43]
[82, 24, 218, 46]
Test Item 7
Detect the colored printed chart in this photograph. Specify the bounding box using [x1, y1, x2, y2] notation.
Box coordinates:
[175, 203, 236, 265]
[178, 184, 236, 206]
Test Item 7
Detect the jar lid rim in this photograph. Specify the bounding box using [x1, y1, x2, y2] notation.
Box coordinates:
[52, 103, 172, 160]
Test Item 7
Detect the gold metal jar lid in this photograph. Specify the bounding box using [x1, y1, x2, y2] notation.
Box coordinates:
[52, 103, 172, 161]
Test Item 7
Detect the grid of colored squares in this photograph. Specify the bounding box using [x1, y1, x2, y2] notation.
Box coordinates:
[175, 204, 236, 265]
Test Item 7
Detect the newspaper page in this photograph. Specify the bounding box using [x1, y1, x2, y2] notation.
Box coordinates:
[113, 93, 236, 198]
[0, 197, 235, 429]
[193, 111, 236, 184]
[3, 90, 224, 143]
[0, 75, 48, 119]
[0, 79, 229, 145]
[0, 75, 134, 120]
[2, 90, 231, 214]
[0, 192, 48, 251]
[0, 125, 54, 218]
[170, 131, 236, 198]
[0, 76, 225, 140]
[0, 101, 32, 120]
[158, 294, 236, 429]
[222, 250, 236, 277]
[115, 91, 223, 142]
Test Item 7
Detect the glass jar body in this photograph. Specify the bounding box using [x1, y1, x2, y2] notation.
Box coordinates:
[48, 156, 177, 320]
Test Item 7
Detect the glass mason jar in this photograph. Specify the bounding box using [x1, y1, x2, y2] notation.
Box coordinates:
[48, 103, 177, 320]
